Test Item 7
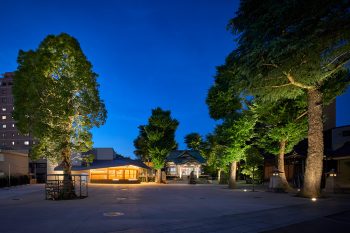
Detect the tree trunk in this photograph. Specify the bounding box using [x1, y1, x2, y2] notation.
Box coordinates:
[228, 161, 237, 189]
[217, 169, 221, 184]
[61, 146, 76, 199]
[302, 88, 324, 198]
[277, 140, 291, 191]
[145, 169, 148, 182]
[156, 169, 162, 183]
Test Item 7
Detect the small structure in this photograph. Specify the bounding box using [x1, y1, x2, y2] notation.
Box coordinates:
[325, 169, 337, 193]
[54, 148, 150, 184]
[165, 150, 206, 179]
[0, 149, 28, 177]
[45, 174, 88, 200]
[268, 168, 284, 192]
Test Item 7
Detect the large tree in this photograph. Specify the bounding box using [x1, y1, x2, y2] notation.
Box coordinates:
[227, 0, 350, 197]
[215, 112, 257, 189]
[137, 107, 178, 183]
[13, 33, 107, 198]
[254, 99, 308, 190]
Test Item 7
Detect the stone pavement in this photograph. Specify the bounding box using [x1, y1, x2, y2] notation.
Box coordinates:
[0, 183, 349, 233]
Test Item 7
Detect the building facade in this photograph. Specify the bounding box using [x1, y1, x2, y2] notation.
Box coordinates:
[165, 150, 206, 179]
[0, 72, 34, 149]
[54, 148, 150, 183]
[0, 150, 29, 176]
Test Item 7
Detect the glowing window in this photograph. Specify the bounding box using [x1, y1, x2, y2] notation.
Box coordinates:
[1, 108, 6, 112]
[12, 124, 14, 128]
[24, 141, 29, 145]
[2, 116, 6, 120]
[11, 141, 15, 146]
[2, 124, 6, 128]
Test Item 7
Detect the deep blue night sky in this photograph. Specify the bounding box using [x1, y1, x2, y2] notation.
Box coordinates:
[0, 0, 349, 158]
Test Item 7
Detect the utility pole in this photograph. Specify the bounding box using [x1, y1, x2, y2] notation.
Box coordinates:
[8, 163, 11, 187]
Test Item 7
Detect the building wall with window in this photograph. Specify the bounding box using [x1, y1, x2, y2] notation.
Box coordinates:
[0, 150, 29, 176]
[0, 72, 34, 150]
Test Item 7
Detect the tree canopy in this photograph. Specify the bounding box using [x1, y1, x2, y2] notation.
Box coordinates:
[134, 107, 178, 182]
[13, 33, 107, 198]
[184, 133, 202, 151]
[219, 0, 350, 197]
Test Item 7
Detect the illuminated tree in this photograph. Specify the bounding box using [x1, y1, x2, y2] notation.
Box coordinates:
[215, 112, 257, 189]
[13, 33, 107, 199]
[227, 0, 350, 197]
[255, 99, 307, 190]
[241, 147, 263, 191]
[138, 107, 178, 183]
[184, 133, 202, 151]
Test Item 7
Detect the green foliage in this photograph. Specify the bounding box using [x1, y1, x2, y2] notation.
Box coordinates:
[206, 58, 243, 120]
[254, 99, 308, 155]
[228, 0, 350, 101]
[216, 111, 257, 165]
[241, 147, 263, 181]
[133, 125, 150, 161]
[136, 107, 179, 169]
[13, 33, 107, 162]
[184, 133, 202, 151]
[201, 133, 229, 175]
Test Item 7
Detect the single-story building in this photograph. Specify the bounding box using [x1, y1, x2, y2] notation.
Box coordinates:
[54, 148, 150, 183]
[0, 150, 28, 177]
[263, 125, 350, 189]
[165, 150, 206, 178]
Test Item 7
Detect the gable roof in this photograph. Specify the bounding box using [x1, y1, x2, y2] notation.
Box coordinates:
[166, 150, 206, 164]
[330, 142, 350, 158]
[54, 157, 150, 171]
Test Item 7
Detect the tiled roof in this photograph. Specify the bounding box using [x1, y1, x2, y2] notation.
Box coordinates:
[166, 150, 206, 164]
[330, 142, 350, 158]
[54, 157, 150, 171]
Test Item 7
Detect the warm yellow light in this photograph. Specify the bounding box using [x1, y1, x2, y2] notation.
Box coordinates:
[311, 197, 317, 202]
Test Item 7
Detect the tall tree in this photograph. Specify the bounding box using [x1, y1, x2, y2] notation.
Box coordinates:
[140, 107, 178, 183]
[13, 33, 107, 199]
[228, 0, 350, 197]
[241, 147, 264, 191]
[184, 133, 202, 151]
[216, 112, 257, 189]
[255, 99, 307, 190]
[201, 133, 228, 182]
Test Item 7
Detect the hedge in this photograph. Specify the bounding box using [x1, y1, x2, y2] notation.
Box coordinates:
[0, 175, 30, 188]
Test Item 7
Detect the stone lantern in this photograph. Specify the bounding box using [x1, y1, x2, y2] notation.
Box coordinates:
[268, 168, 284, 192]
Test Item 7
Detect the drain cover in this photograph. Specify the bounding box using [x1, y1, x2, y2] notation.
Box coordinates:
[103, 212, 125, 217]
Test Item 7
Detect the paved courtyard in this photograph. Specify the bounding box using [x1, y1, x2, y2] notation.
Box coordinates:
[0, 183, 349, 233]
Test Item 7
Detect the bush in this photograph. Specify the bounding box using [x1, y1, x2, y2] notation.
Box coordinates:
[0, 175, 30, 188]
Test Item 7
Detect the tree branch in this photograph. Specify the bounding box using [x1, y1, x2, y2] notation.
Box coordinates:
[262, 63, 279, 68]
[295, 111, 308, 121]
[286, 73, 313, 89]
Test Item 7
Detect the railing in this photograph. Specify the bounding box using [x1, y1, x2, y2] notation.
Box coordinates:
[45, 174, 88, 200]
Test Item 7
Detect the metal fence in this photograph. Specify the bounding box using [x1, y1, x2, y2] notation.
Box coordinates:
[45, 174, 88, 200]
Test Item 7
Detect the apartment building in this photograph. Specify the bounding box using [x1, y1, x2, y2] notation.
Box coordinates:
[0, 72, 34, 149]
